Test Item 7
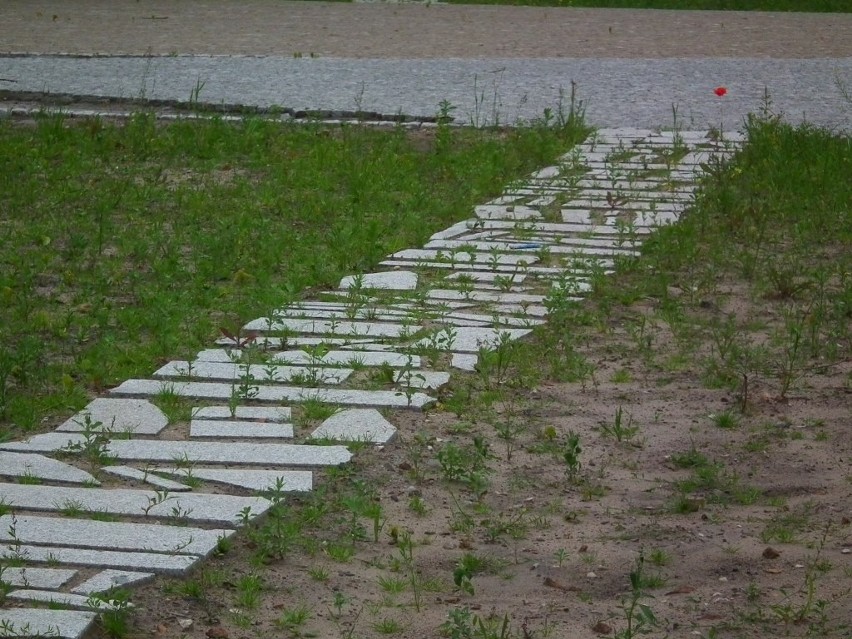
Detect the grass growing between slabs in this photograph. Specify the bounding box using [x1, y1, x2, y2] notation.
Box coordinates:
[112, 117, 851, 639]
[0, 112, 588, 441]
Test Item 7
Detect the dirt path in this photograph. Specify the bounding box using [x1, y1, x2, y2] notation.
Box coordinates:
[4, 0, 851, 58]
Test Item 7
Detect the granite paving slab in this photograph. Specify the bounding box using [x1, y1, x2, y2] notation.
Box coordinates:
[311, 409, 397, 444]
[0, 609, 96, 639]
[57, 398, 168, 435]
[153, 360, 353, 385]
[7, 589, 126, 611]
[0, 452, 99, 485]
[1, 567, 77, 589]
[189, 419, 294, 439]
[110, 379, 436, 409]
[339, 271, 418, 290]
[242, 317, 420, 338]
[192, 405, 292, 421]
[101, 465, 192, 491]
[0, 544, 200, 575]
[415, 327, 532, 353]
[70, 570, 155, 595]
[155, 468, 313, 493]
[0, 515, 233, 556]
[0, 483, 270, 525]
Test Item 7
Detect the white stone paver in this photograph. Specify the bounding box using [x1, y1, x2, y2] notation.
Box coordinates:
[0, 545, 199, 574]
[0, 515, 233, 556]
[193, 405, 292, 421]
[57, 398, 168, 435]
[0, 609, 96, 639]
[157, 468, 313, 492]
[190, 419, 294, 438]
[102, 465, 192, 491]
[71, 570, 155, 595]
[7, 589, 127, 611]
[0, 452, 99, 485]
[0, 483, 270, 525]
[339, 270, 418, 290]
[0, 130, 736, 631]
[109, 379, 436, 409]
[1, 567, 77, 589]
[312, 409, 397, 444]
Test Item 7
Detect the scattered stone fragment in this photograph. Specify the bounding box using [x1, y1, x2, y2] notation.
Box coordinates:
[102, 465, 191, 491]
[57, 398, 168, 435]
[0, 451, 99, 485]
[0, 609, 96, 639]
[395, 370, 451, 390]
[312, 409, 397, 444]
[451, 353, 479, 371]
[339, 270, 418, 290]
[70, 570, 155, 595]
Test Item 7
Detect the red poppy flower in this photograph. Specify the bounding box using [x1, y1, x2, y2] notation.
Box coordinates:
[714, 87, 728, 97]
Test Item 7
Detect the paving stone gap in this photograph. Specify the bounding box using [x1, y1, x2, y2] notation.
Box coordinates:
[0, 128, 739, 634]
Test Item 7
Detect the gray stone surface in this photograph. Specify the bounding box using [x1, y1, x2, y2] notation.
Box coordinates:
[109, 379, 436, 409]
[156, 468, 313, 492]
[451, 353, 479, 372]
[312, 409, 397, 444]
[7, 590, 126, 611]
[447, 271, 527, 283]
[1, 567, 77, 589]
[415, 327, 532, 353]
[153, 360, 353, 385]
[0, 452, 99, 485]
[339, 270, 418, 290]
[101, 465, 192, 491]
[70, 570, 155, 595]
[426, 289, 546, 304]
[0, 483, 270, 525]
[242, 317, 420, 338]
[474, 204, 541, 220]
[193, 405, 291, 421]
[57, 398, 168, 435]
[190, 419, 294, 438]
[0, 544, 199, 575]
[0, 515, 232, 556]
[390, 248, 538, 266]
[0, 608, 95, 639]
[395, 370, 451, 389]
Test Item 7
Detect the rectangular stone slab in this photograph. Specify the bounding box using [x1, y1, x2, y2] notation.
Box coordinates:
[390, 249, 538, 266]
[70, 569, 154, 595]
[102, 465, 191, 491]
[0, 609, 96, 639]
[157, 468, 312, 493]
[195, 348, 419, 369]
[1, 567, 77, 589]
[415, 327, 532, 353]
[110, 379, 435, 409]
[242, 317, 419, 338]
[190, 419, 294, 438]
[0, 451, 99, 485]
[0, 515, 233, 556]
[193, 405, 292, 421]
[7, 590, 125, 611]
[0, 483, 270, 525]
[0, 544, 199, 575]
[153, 361, 352, 385]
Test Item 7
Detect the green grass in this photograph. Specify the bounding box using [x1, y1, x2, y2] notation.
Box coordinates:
[0, 112, 588, 439]
[444, 0, 848, 11]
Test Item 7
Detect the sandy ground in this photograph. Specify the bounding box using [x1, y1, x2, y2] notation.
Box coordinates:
[2, 0, 851, 59]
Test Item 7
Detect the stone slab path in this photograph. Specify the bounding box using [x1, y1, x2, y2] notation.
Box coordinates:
[0, 126, 741, 638]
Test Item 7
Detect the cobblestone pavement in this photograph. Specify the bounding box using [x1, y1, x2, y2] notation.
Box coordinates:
[0, 126, 741, 638]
